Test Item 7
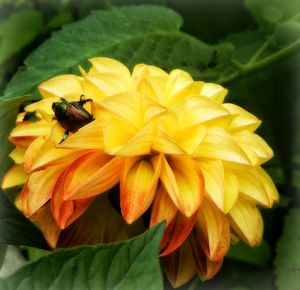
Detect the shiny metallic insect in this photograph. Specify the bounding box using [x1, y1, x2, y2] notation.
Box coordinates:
[52, 95, 94, 143]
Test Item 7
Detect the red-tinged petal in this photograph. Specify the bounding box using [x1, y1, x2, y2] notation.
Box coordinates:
[163, 240, 197, 288]
[38, 75, 83, 99]
[120, 154, 162, 224]
[2, 164, 29, 189]
[229, 198, 263, 246]
[160, 155, 204, 217]
[190, 234, 223, 281]
[160, 211, 197, 256]
[9, 147, 26, 164]
[63, 152, 123, 200]
[32, 203, 61, 248]
[57, 194, 144, 247]
[25, 166, 65, 216]
[51, 172, 93, 229]
[23, 136, 45, 171]
[150, 184, 177, 227]
[194, 198, 230, 261]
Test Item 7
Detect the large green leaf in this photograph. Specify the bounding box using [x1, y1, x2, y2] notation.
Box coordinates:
[0, 9, 44, 65]
[0, 223, 164, 290]
[3, 5, 215, 99]
[0, 190, 49, 250]
[275, 208, 300, 290]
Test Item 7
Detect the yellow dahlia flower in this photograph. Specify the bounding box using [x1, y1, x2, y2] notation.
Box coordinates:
[2, 57, 279, 287]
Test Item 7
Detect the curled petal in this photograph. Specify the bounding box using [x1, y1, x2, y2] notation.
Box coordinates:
[160, 155, 204, 217]
[229, 198, 263, 246]
[194, 198, 230, 261]
[120, 154, 162, 224]
[2, 165, 29, 189]
[163, 240, 197, 288]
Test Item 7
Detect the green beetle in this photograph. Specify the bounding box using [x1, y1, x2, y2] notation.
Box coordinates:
[52, 95, 94, 143]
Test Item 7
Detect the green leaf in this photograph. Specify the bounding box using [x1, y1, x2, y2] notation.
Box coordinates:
[275, 208, 300, 290]
[226, 240, 271, 266]
[3, 5, 215, 99]
[0, 245, 7, 270]
[0, 190, 49, 249]
[244, 0, 300, 29]
[0, 223, 164, 290]
[0, 9, 44, 65]
[275, 19, 300, 46]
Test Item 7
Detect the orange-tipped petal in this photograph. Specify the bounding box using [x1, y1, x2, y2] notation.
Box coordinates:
[160, 155, 204, 217]
[63, 152, 123, 200]
[160, 211, 197, 256]
[190, 234, 223, 281]
[229, 198, 263, 246]
[194, 198, 230, 261]
[2, 164, 29, 189]
[163, 240, 197, 288]
[150, 184, 177, 227]
[32, 203, 61, 248]
[120, 155, 162, 224]
[25, 166, 65, 216]
[51, 173, 93, 229]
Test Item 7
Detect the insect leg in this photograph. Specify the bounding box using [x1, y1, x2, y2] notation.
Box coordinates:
[59, 130, 69, 144]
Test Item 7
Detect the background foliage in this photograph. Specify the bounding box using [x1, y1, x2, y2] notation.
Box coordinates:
[0, 0, 299, 289]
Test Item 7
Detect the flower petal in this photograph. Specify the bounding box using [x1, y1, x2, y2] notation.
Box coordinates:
[9, 147, 26, 164]
[38, 75, 83, 99]
[150, 184, 177, 227]
[120, 154, 162, 224]
[200, 83, 228, 103]
[195, 127, 251, 165]
[51, 173, 93, 229]
[24, 166, 65, 216]
[160, 155, 204, 217]
[229, 198, 263, 246]
[64, 152, 123, 200]
[163, 240, 197, 288]
[224, 168, 239, 213]
[2, 164, 29, 189]
[194, 198, 230, 261]
[160, 211, 197, 256]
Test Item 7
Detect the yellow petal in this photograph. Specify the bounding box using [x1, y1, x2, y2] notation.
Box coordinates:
[38, 75, 83, 99]
[9, 147, 26, 164]
[174, 96, 230, 130]
[120, 155, 162, 223]
[223, 168, 239, 213]
[223, 103, 261, 132]
[195, 127, 251, 165]
[2, 164, 29, 189]
[163, 240, 197, 288]
[57, 120, 104, 149]
[197, 160, 225, 211]
[160, 155, 204, 217]
[195, 198, 230, 261]
[64, 152, 123, 200]
[200, 83, 228, 103]
[229, 198, 263, 246]
[233, 130, 273, 165]
[235, 168, 271, 207]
